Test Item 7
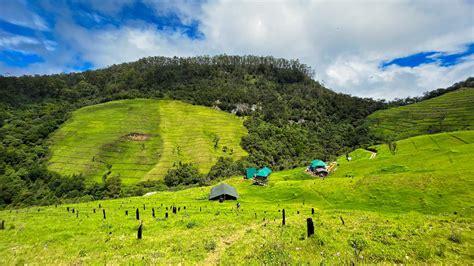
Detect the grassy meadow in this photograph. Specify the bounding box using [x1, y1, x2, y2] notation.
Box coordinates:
[368, 87, 474, 140]
[2, 131, 473, 264]
[47, 99, 247, 184]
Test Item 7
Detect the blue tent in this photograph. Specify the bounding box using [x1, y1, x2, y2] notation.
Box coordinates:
[245, 168, 257, 179]
[309, 160, 326, 170]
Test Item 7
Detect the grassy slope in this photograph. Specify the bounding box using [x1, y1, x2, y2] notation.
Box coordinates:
[368, 88, 474, 140]
[48, 99, 247, 184]
[2, 131, 473, 264]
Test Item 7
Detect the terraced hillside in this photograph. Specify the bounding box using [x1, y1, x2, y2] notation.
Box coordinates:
[368, 88, 474, 140]
[3, 131, 472, 264]
[48, 99, 247, 184]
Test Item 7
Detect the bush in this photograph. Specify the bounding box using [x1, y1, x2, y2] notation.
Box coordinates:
[164, 162, 204, 187]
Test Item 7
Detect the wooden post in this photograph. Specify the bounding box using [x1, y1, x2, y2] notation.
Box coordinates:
[99, 203, 101, 208]
[0, 220, 4, 230]
[173, 207, 177, 214]
[307, 218, 314, 237]
[137, 221, 143, 240]
[93, 208, 96, 213]
[165, 212, 168, 219]
[103, 209, 106, 219]
[136, 208, 140, 220]
[125, 210, 128, 216]
[297, 211, 300, 214]
[143, 204, 146, 210]
[199, 207, 201, 212]
[152, 208, 155, 218]
[340, 215, 345, 225]
[282, 209, 286, 225]
[67, 207, 69, 212]
[178, 207, 180, 212]
[311, 208, 315, 215]
[72, 208, 75, 213]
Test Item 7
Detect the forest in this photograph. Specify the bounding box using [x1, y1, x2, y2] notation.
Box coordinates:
[0, 55, 467, 208]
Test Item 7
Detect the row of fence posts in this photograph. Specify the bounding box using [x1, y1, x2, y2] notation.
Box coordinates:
[54, 204, 346, 240]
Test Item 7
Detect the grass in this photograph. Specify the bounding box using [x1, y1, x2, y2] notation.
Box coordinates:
[368, 88, 474, 140]
[2, 131, 473, 264]
[47, 99, 247, 184]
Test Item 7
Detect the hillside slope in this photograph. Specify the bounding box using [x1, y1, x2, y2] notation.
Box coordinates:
[48, 99, 247, 183]
[2, 131, 472, 264]
[368, 88, 474, 140]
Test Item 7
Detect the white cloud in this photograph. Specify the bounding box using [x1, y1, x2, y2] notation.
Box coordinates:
[0, 1, 49, 31]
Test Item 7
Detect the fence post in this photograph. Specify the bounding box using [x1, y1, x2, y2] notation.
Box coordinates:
[0, 220, 4, 230]
[282, 209, 286, 225]
[136, 208, 140, 220]
[340, 215, 345, 225]
[137, 221, 143, 240]
[103, 209, 106, 219]
[125, 210, 128, 216]
[307, 218, 314, 237]
[152, 208, 155, 218]
[165, 212, 168, 219]
[311, 208, 314, 215]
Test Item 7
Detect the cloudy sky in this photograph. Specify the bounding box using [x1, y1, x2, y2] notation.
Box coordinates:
[0, 0, 473, 99]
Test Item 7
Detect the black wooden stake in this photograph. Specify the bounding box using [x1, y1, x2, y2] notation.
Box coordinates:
[311, 208, 315, 215]
[103, 209, 106, 219]
[93, 208, 96, 213]
[67, 207, 69, 212]
[152, 208, 155, 218]
[137, 221, 143, 240]
[0, 220, 4, 230]
[307, 218, 314, 237]
[136, 208, 140, 220]
[282, 209, 286, 225]
[165, 212, 168, 219]
[125, 210, 128, 216]
[99, 203, 101, 208]
[340, 215, 345, 225]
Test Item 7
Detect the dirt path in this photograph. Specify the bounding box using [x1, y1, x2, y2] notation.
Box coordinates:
[369, 151, 377, 159]
[198, 221, 264, 265]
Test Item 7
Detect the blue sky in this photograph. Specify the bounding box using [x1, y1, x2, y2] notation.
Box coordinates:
[0, 0, 473, 99]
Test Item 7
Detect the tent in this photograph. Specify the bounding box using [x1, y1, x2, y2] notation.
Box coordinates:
[209, 183, 239, 200]
[256, 167, 272, 178]
[310, 160, 326, 170]
[245, 168, 257, 179]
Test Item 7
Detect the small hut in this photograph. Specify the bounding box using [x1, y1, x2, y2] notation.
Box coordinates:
[308, 160, 328, 177]
[209, 183, 239, 201]
[254, 167, 272, 186]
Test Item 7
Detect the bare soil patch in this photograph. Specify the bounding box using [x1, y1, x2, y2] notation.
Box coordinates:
[124, 133, 150, 141]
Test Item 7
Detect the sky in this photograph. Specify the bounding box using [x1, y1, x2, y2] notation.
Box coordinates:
[0, 0, 473, 99]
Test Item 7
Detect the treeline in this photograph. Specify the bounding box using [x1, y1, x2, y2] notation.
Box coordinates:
[0, 55, 385, 208]
[384, 77, 473, 107]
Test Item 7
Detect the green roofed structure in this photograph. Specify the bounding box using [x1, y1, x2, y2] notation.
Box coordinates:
[245, 168, 257, 179]
[256, 167, 272, 178]
[209, 183, 239, 200]
[309, 160, 326, 170]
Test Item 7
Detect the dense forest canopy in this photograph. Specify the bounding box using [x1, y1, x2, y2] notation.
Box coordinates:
[0, 55, 469, 208]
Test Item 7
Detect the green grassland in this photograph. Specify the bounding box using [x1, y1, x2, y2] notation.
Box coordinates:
[2, 131, 472, 264]
[47, 99, 248, 184]
[368, 88, 474, 140]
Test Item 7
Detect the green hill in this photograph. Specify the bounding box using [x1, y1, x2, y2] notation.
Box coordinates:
[368, 88, 474, 140]
[2, 131, 472, 264]
[48, 99, 248, 184]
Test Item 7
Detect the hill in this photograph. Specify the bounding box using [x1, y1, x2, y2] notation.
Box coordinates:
[368, 87, 474, 140]
[0, 55, 382, 208]
[48, 99, 247, 184]
[1, 131, 472, 264]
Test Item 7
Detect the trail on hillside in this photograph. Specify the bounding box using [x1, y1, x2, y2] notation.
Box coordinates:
[369, 151, 377, 159]
[198, 221, 266, 265]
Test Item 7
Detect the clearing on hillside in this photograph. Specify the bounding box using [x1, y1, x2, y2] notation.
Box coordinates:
[48, 99, 248, 184]
[368, 87, 474, 140]
[2, 131, 473, 264]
